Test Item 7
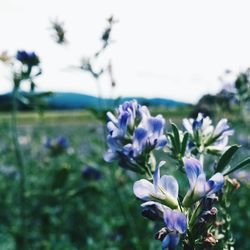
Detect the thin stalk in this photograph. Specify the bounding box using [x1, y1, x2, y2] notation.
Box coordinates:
[107, 166, 142, 250]
[11, 87, 26, 249]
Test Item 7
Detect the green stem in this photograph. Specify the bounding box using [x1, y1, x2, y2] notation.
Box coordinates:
[11, 87, 26, 249]
[108, 166, 142, 250]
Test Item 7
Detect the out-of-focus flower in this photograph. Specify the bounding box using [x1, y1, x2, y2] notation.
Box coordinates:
[18, 135, 31, 145]
[104, 100, 167, 173]
[133, 161, 179, 209]
[233, 170, 250, 184]
[0, 50, 12, 64]
[0, 165, 19, 179]
[81, 166, 102, 180]
[44, 136, 68, 155]
[182, 157, 224, 207]
[16, 50, 40, 67]
[183, 113, 233, 154]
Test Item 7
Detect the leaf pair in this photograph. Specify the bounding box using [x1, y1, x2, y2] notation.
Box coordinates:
[215, 144, 250, 175]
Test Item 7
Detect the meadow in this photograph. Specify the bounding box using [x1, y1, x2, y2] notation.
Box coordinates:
[0, 107, 249, 250]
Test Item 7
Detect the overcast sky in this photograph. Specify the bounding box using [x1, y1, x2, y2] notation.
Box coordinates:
[1, 0, 250, 103]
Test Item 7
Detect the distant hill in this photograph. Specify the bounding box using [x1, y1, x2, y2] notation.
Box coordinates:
[0, 92, 188, 111]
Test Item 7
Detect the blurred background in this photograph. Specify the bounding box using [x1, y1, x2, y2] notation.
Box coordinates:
[0, 0, 249, 249]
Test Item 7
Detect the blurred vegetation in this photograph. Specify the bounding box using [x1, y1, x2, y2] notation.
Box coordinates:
[0, 106, 249, 250]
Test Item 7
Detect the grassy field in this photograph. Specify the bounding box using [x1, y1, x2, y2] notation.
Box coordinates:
[0, 107, 249, 250]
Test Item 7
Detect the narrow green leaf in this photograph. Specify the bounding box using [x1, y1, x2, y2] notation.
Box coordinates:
[223, 156, 250, 176]
[181, 132, 189, 156]
[215, 144, 240, 173]
[167, 132, 177, 154]
[171, 123, 181, 153]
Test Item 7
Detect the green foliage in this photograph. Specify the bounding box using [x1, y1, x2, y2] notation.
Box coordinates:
[0, 110, 249, 249]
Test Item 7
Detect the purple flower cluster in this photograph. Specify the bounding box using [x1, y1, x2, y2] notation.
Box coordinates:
[183, 113, 234, 154]
[104, 101, 242, 249]
[104, 100, 167, 173]
[134, 158, 224, 249]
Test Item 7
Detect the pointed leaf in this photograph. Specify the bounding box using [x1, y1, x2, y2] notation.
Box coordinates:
[223, 157, 250, 176]
[215, 144, 240, 173]
[171, 123, 181, 153]
[181, 132, 189, 156]
[167, 132, 177, 154]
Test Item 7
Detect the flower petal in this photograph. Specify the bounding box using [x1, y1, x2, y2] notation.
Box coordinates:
[172, 211, 187, 234]
[141, 201, 165, 220]
[103, 150, 117, 162]
[168, 233, 180, 250]
[107, 111, 118, 125]
[133, 127, 148, 153]
[163, 207, 174, 231]
[133, 179, 154, 201]
[164, 209, 187, 234]
[153, 161, 166, 192]
[162, 233, 181, 249]
[213, 119, 229, 137]
[184, 157, 204, 189]
[162, 235, 170, 250]
[193, 173, 207, 199]
[155, 135, 168, 149]
[147, 115, 165, 136]
[207, 173, 224, 196]
[160, 175, 179, 200]
[183, 118, 193, 134]
[118, 111, 130, 135]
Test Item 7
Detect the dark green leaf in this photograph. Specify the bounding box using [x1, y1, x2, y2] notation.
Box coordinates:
[181, 132, 189, 156]
[171, 123, 181, 153]
[223, 157, 250, 176]
[167, 132, 177, 154]
[215, 144, 240, 173]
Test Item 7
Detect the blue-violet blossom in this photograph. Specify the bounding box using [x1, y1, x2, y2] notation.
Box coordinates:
[104, 100, 167, 168]
[133, 161, 179, 209]
[182, 157, 224, 207]
[183, 113, 234, 153]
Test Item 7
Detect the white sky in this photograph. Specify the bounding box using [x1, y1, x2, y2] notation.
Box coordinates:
[1, 0, 250, 103]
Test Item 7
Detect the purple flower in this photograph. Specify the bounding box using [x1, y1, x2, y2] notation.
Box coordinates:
[183, 113, 234, 153]
[142, 201, 187, 250]
[162, 233, 180, 250]
[104, 100, 167, 173]
[16, 50, 40, 66]
[162, 208, 187, 250]
[45, 136, 69, 155]
[123, 115, 168, 158]
[183, 157, 224, 207]
[133, 161, 179, 209]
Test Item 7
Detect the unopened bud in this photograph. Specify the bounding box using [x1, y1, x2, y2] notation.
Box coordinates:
[155, 227, 168, 241]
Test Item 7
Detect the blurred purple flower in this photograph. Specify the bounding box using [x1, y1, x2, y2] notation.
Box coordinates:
[16, 50, 40, 66]
[81, 166, 102, 180]
[183, 157, 224, 207]
[45, 136, 69, 155]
